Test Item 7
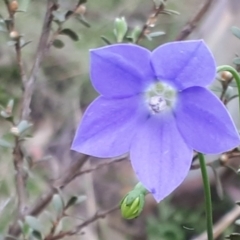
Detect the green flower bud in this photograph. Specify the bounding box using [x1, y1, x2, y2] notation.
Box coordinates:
[114, 17, 128, 43]
[121, 194, 144, 219]
[120, 183, 148, 219]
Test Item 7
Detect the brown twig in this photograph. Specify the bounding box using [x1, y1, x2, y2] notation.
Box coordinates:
[135, 0, 167, 44]
[5, 1, 121, 239]
[175, 0, 214, 41]
[21, 0, 56, 120]
[3, 0, 28, 223]
[13, 137, 26, 216]
[3, 0, 27, 89]
[8, 154, 89, 236]
[15, 40, 28, 89]
[37, 155, 88, 206]
[45, 210, 65, 240]
[43, 156, 125, 240]
[6, 1, 94, 238]
[75, 156, 127, 177]
[4, 2, 56, 239]
[21, 0, 84, 119]
[47, 205, 119, 240]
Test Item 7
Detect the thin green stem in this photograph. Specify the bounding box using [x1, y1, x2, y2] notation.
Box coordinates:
[198, 152, 213, 240]
[217, 65, 240, 114]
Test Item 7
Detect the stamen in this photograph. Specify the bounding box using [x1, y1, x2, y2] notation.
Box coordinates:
[149, 96, 167, 113]
[145, 81, 177, 114]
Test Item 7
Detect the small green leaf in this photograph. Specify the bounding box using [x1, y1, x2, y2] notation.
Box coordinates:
[7, 40, 17, 46]
[4, 19, 12, 30]
[226, 233, 240, 240]
[65, 195, 86, 209]
[43, 211, 55, 224]
[65, 10, 74, 19]
[0, 138, 14, 148]
[153, 0, 164, 7]
[17, 120, 33, 135]
[25, 216, 43, 232]
[79, 0, 87, 4]
[52, 10, 67, 23]
[20, 39, 32, 48]
[1, 110, 11, 118]
[0, 198, 11, 213]
[145, 34, 152, 41]
[3, 235, 17, 240]
[0, 133, 14, 146]
[76, 16, 91, 28]
[147, 31, 165, 38]
[60, 28, 79, 41]
[52, 194, 64, 215]
[31, 230, 42, 240]
[15, 10, 26, 13]
[19, 0, 31, 12]
[0, 23, 7, 32]
[53, 39, 64, 49]
[161, 9, 180, 15]
[233, 57, 240, 65]
[5, 99, 14, 116]
[231, 26, 240, 39]
[21, 222, 30, 236]
[65, 196, 77, 209]
[101, 36, 112, 45]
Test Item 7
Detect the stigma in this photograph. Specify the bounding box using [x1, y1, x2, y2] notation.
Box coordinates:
[145, 82, 177, 114]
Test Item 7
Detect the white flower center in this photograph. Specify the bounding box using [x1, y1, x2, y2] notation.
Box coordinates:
[149, 96, 167, 113]
[145, 82, 177, 114]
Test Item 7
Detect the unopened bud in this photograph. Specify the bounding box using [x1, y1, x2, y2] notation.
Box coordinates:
[131, 26, 141, 43]
[120, 194, 143, 219]
[10, 127, 19, 136]
[220, 71, 232, 82]
[220, 154, 228, 165]
[5, 99, 14, 115]
[120, 183, 148, 219]
[75, 5, 86, 15]
[10, 1, 18, 13]
[9, 31, 19, 40]
[114, 17, 128, 43]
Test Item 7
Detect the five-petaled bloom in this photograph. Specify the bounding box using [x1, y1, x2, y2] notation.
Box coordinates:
[71, 40, 240, 202]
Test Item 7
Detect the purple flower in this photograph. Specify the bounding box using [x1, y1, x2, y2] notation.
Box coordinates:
[71, 40, 240, 202]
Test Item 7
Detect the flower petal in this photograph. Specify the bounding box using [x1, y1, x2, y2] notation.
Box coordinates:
[151, 40, 216, 90]
[130, 114, 193, 202]
[71, 95, 148, 158]
[174, 87, 240, 154]
[91, 44, 154, 97]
